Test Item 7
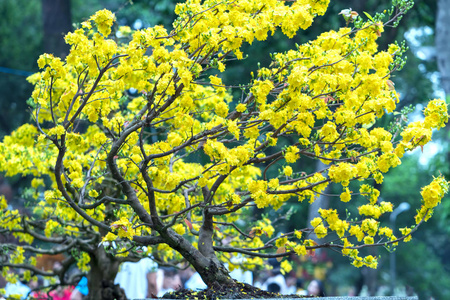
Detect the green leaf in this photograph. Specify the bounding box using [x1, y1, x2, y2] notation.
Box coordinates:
[362, 120, 376, 129]
[363, 11, 375, 22]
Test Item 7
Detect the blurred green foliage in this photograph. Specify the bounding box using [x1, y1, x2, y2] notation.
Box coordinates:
[0, 0, 42, 137]
[383, 155, 450, 298]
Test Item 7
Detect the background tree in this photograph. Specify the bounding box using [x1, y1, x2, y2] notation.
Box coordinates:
[1, 0, 449, 299]
[42, 0, 72, 58]
[0, 1, 42, 138]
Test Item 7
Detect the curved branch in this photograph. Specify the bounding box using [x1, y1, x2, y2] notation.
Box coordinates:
[78, 196, 129, 209]
[64, 54, 128, 128]
[54, 142, 111, 231]
[1, 263, 56, 277]
[213, 221, 253, 239]
[2, 239, 76, 255]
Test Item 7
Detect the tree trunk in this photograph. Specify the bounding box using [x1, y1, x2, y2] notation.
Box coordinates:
[436, 0, 450, 96]
[42, 0, 72, 58]
[86, 246, 122, 300]
[163, 221, 235, 287]
[196, 211, 235, 287]
[436, 0, 450, 182]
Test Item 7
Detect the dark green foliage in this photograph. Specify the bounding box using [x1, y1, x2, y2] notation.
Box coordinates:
[0, 0, 42, 138]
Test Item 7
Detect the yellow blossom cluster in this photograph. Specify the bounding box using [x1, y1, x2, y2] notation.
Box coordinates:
[0, 0, 448, 281]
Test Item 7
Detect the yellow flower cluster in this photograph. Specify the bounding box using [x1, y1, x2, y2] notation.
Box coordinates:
[0, 0, 448, 279]
[77, 252, 91, 273]
[90, 9, 115, 36]
[415, 176, 449, 224]
[110, 217, 136, 240]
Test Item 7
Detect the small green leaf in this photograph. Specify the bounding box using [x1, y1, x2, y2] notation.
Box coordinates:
[362, 120, 376, 129]
[363, 11, 375, 22]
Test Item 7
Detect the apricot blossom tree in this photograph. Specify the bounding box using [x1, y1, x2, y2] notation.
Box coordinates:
[0, 0, 448, 299]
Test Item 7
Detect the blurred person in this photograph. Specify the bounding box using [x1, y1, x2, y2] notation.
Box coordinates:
[70, 276, 88, 300]
[50, 285, 73, 300]
[49, 261, 73, 300]
[178, 266, 194, 287]
[267, 282, 281, 293]
[114, 257, 158, 298]
[229, 267, 253, 285]
[3, 271, 31, 300]
[157, 267, 182, 297]
[285, 274, 297, 294]
[307, 279, 326, 297]
[261, 258, 288, 294]
[29, 276, 48, 299]
[184, 270, 207, 291]
[295, 278, 308, 296]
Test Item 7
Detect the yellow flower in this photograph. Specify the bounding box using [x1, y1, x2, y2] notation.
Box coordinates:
[361, 219, 379, 236]
[378, 227, 393, 238]
[331, 220, 349, 238]
[283, 166, 293, 177]
[280, 260, 292, 275]
[90, 9, 115, 36]
[173, 224, 186, 235]
[215, 101, 229, 118]
[236, 103, 247, 113]
[294, 245, 307, 256]
[421, 176, 448, 209]
[88, 189, 99, 198]
[268, 178, 279, 190]
[314, 224, 327, 239]
[284, 146, 300, 163]
[44, 219, 60, 237]
[363, 236, 374, 245]
[47, 125, 65, 137]
[400, 227, 412, 242]
[0, 196, 7, 210]
[349, 225, 365, 242]
[340, 188, 352, 202]
[328, 163, 357, 187]
[77, 252, 91, 272]
[320, 122, 339, 142]
[102, 232, 118, 242]
[111, 217, 135, 240]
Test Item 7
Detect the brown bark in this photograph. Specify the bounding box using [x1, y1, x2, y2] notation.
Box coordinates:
[160, 225, 235, 287]
[86, 246, 122, 300]
[197, 210, 235, 286]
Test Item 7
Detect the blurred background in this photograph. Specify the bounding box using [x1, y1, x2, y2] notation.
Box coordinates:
[0, 0, 449, 298]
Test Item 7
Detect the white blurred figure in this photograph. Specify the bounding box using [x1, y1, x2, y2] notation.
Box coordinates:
[114, 257, 158, 298]
[184, 271, 207, 291]
[3, 271, 31, 300]
[229, 267, 253, 285]
[3, 281, 31, 300]
[261, 258, 288, 294]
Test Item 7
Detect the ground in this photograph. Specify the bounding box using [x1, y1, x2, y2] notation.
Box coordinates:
[160, 281, 316, 299]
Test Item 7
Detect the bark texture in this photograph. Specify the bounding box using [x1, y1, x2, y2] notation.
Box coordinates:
[86, 246, 122, 300]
